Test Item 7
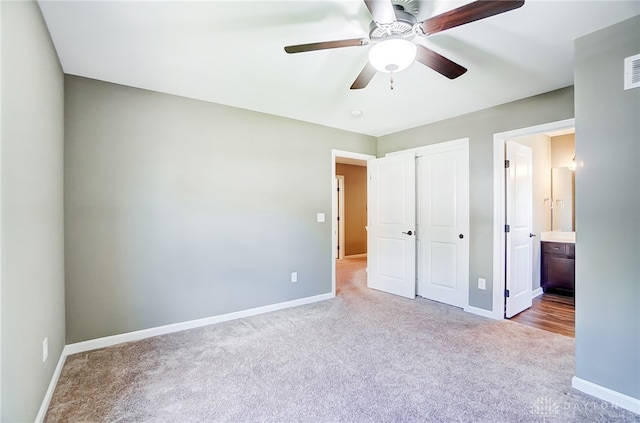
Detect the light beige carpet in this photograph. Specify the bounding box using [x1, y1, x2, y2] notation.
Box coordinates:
[45, 257, 639, 422]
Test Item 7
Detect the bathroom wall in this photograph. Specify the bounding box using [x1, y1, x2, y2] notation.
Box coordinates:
[550, 134, 576, 168]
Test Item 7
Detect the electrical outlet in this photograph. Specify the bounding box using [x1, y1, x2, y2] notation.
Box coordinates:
[291, 272, 298, 283]
[42, 337, 48, 363]
[478, 278, 486, 290]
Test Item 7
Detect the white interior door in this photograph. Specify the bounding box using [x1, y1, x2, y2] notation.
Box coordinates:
[416, 141, 469, 308]
[505, 141, 533, 318]
[367, 153, 416, 299]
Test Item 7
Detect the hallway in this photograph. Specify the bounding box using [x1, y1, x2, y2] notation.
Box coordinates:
[335, 256, 367, 295]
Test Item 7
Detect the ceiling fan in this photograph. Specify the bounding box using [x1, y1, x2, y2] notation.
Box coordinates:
[284, 0, 525, 89]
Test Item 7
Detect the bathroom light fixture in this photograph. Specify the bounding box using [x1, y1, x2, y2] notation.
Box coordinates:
[368, 39, 417, 74]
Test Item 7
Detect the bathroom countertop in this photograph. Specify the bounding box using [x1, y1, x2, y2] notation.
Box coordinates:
[540, 231, 575, 243]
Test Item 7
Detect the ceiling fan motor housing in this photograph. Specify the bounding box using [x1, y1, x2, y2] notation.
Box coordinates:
[369, 6, 417, 42]
[391, 0, 420, 17]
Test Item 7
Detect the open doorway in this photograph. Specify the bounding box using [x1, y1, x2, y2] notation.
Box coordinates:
[335, 165, 367, 259]
[493, 119, 576, 337]
[331, 150, 374, 297]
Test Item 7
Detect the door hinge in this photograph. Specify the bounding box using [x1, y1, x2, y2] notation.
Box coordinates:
[504, 289, 510, 298]
[505, 224, 510, 233]
[505, 159, 510, 168]
[337, 216, 340, 221]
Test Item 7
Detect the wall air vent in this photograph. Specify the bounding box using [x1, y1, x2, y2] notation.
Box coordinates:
[624, 53, 640, 90]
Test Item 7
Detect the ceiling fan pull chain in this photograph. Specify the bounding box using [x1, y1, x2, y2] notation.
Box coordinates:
[390, 73, 394, 90]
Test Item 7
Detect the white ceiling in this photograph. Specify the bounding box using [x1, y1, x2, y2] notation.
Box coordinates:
[38, 0, 640, 137]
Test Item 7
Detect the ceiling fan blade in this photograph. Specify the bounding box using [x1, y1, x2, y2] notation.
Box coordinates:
[350, 62, 377, 90]
[415, 45, 467, 79]
[364, 0, 397, 25]
[419, 0, 524, 36]
[284, 38, 369, 54]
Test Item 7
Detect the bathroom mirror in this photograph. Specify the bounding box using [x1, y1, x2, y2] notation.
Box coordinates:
[551, 167, 575, 231]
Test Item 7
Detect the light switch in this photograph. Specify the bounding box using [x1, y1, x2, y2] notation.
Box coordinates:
[317, 213, 325, 223]
[478, 278, 486, 290]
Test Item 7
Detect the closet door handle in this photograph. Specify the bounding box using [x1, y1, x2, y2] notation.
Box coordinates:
[402, 230, 413, 236]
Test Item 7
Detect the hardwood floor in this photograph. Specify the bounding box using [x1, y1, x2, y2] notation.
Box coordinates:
[510, 293, 575, 338]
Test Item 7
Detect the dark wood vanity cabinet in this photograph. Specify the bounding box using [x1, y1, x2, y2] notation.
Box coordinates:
[541, 241, 575, 295]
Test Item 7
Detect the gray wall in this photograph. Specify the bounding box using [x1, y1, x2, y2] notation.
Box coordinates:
[574, 15, 640, 400]
[65, 76, 376, 343]
[378, 87, 574, 310]
[1, 2, 66, 421]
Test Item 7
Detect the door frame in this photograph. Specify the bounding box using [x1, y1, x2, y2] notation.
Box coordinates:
[492, 118, 575, 320]
[335, 176, 345, 260]
[0, 2, 3, 410]
[331, 150, 375, 297]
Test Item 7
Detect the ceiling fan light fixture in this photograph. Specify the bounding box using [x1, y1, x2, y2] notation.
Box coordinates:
[368, 39, 417, 74]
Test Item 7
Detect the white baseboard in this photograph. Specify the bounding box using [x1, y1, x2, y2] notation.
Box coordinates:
[464, 289, 543, 322]
[65, 292, 333, 355]
[344, 253, 367, 259]
[35, 350, 67, 423]
[572, 376, 640, 415]
[36, 292, 333, 421]
[464, 305, 501, 320]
